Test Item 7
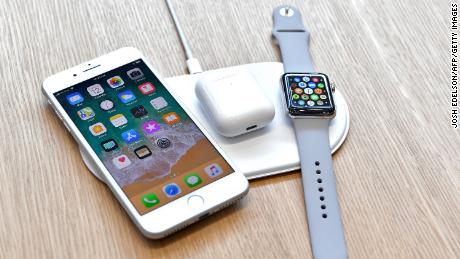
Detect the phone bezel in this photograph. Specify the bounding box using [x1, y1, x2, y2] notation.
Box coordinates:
[42, 47, 249, 238]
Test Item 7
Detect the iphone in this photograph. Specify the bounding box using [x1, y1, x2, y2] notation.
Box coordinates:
[42, 47, 249, 238]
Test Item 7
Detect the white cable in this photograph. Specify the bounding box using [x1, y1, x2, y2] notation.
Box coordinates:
[165, 0, 203, 74]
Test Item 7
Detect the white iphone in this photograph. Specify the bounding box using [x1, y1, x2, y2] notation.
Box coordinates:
[42, 47, 249, 238]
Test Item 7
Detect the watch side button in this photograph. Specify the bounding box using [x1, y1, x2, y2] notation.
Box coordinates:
[331, 82, 336, 92]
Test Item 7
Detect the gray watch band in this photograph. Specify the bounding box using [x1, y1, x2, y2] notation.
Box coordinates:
[272, 6, 314, 73]
[272, 5, 348, 259]
[293, 119, 347, 259]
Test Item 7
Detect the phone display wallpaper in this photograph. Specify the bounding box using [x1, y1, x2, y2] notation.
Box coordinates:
[54, 59, 233, 214]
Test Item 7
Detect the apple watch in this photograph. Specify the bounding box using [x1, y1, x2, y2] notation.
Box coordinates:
[272, 5, 348, 259]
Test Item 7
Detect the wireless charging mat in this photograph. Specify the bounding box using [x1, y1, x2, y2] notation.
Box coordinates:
[79, 62, 349, 182]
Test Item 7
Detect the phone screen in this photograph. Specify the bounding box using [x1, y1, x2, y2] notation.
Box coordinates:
[54, 59, 234, 215]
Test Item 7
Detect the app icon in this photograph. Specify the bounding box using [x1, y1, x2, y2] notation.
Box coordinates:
[298, 82, 307, 88]
[302, 76, 310, 82]
[307, 100, 315, 106]
[308, 82, 316, 88]
[312, 77, 319, 83]
[317, 83, 325, 88]
[142, 120, 160, 134]
[317, 100, 324, 106]
[150, 96, 168, 110]
[301, 94, 309, 100]
[77, 107, 95, 120]
[112, 154, 131, 169]
[298, 100, 305, 106]
[109, 114, 128, 127]
[205, 163, 223, 177]
[99, 99, 114, 111]
[314, 88, 323, 94]
[87, 84, 104, 96]
[184, 173, 202, 188]
[294, 88, 303, 94]
[107, 76, 124, 88]
[127, 68, 144, 80]
[162, 112, 180, 125]
[138, 82, 155, 95]
[320, 95, 327, 100]
[162, 183, 181, 198]
[66, 92, 84, 105]
[310, 94, 319, 101]
[304, 88, 313, 94]
[101, 139, 118, 152]
[121, 129, 140, 143]
[294, 77, 301, 82]
[130, 105, 148, 118]
[134, 145, 152, 159]
[292, 94, 300, 100]
[141, 193, 160, 208]
[156, 138, 171, 149]
[89, 122, 107, 136]
[117, 90, 136, 103]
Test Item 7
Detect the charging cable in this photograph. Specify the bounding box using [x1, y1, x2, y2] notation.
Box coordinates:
[165, 0, 203, 74]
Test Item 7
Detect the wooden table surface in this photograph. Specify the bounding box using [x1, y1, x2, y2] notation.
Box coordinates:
[0, 0, 458, 258]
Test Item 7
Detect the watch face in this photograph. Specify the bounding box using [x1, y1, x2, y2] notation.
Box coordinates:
[281, 73, 335, 117]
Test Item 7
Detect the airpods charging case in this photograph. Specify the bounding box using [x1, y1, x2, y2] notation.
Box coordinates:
[195, 71, 275, 137]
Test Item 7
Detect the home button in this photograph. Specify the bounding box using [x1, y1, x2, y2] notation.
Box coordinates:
[187, 195, 204, 209]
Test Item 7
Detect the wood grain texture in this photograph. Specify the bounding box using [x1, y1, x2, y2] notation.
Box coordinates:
[0, 0, 459, 258]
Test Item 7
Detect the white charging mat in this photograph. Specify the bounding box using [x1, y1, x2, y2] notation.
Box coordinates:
[79, 62, 349, 181]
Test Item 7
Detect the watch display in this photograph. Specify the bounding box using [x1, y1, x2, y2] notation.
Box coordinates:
[281, 73, 335, 117]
